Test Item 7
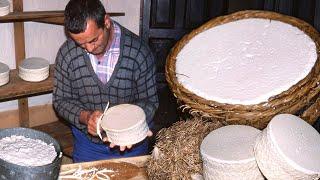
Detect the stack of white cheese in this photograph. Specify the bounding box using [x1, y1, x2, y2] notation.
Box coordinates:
[0, 0, 9, 16]
[19, 57, 50, 82]
[200, 114, 320, 180]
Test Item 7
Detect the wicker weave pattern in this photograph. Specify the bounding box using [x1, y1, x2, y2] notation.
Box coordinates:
[166, 10, 320, 129]
[254, 129, 320, 179]
[202, 154, 264, 180]
[105, 119, 149, 146]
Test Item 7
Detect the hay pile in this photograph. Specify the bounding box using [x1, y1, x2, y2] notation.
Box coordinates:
[147, 118, 223, 179]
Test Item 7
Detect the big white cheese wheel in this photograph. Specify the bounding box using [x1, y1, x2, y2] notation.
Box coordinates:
[0, 62, 9, 86]
[101, 104, 149, 146]
[176, 18, 317, 105]
[200, 125, 263, 180]
[0, 0, 9, 16]
[254, 114, 320, 179]
[19, 57, 49, 82]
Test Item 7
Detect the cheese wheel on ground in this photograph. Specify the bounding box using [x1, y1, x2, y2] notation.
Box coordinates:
[254, 114, 320, 180]
[200, 125, 263, 180]
[101, 104, 149, 146]
[176, 18, 317, 105]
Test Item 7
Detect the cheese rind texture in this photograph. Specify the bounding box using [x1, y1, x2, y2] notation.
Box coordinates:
[200, 125, 263, 180]
[0, 62, 9, 86]
[176, 18, 317, 105]
[19, 57, 50, 82]
[254, 114, 320, 180]
[101, 104, 149, 146]
[0, 0, 9, 16]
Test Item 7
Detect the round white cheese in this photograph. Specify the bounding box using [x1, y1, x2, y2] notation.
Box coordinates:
[19, 57, 49, 82]
[176, 18, 317, 105]
[254, 114, 320, 179]
[0, 0, 9, 16]
[101, 104, 149, 146]
[0, 62, 9, 86]
[200, 125, 263, 180]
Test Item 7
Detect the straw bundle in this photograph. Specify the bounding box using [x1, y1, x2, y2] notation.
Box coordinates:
[166, 10, 320, 129]
[146, 118, 223, 179]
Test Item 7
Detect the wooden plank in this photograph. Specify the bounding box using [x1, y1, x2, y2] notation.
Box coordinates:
[32, 12, 125, 25]
[13, 0, 25, 68]
[31, 16, 65, 25]
[0, 11, 64, 22]
[0, 11, 125, 24]
[0, 65, 54, 101]
[60, 155, 149, 179]
[13, 0, 29, 127]
[18, 98, 29, 127]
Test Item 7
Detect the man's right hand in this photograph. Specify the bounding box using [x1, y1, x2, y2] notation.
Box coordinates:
[79, 110, 102, 136]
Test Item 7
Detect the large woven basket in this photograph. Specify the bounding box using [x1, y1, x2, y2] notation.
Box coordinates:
[166, 10, 320, 129]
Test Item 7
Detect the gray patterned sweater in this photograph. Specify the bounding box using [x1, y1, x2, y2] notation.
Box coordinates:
[53, 24, 159, 143]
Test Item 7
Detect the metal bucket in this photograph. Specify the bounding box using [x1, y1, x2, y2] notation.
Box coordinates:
[0, 127, 62, 180]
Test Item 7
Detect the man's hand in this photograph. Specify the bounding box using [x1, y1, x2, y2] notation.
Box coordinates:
[103, 130, 153, 151]
[80, 110, 102, 136]
[81, 110, 153, 151]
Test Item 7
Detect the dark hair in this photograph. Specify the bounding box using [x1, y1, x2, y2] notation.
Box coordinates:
[64, 0, 107, 34]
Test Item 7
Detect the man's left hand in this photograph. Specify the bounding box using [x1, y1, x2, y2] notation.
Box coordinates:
[103, 130, 153, 151]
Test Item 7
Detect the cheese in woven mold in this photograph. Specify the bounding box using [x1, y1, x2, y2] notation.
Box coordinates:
[176, 18, 317, 105]
[254, 114, 320, 180]
[101, 104, 149, 146]
[200, 125, 264, 180]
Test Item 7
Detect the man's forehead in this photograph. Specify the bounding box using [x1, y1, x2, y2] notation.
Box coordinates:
[70, 20, 100, 44]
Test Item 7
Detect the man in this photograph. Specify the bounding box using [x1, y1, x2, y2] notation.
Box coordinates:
[53, 0, 158, 162]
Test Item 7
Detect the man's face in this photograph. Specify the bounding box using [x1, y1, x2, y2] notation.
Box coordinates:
[70, 18, 110, 56]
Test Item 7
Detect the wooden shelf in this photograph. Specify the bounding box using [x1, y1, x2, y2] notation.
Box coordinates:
[60, 155, 149, 178]
[0, 11, 63, 22]
[0, 0, 126, 128]
[0, 11, 125, 25]
[0, 64, 54, 101]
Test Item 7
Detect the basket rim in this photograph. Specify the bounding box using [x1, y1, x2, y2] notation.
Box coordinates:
[166, 10, 320, 109]
[165, 10, 320, 128]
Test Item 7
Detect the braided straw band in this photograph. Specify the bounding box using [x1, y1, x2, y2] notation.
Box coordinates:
[105, 118, 149, 146]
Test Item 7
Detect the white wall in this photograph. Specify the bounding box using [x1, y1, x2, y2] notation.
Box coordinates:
[105, 0, 141, 35]
[0, 0, 141, 112]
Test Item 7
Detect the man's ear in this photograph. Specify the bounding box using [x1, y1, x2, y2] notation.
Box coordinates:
[104, 15, 111, 29]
